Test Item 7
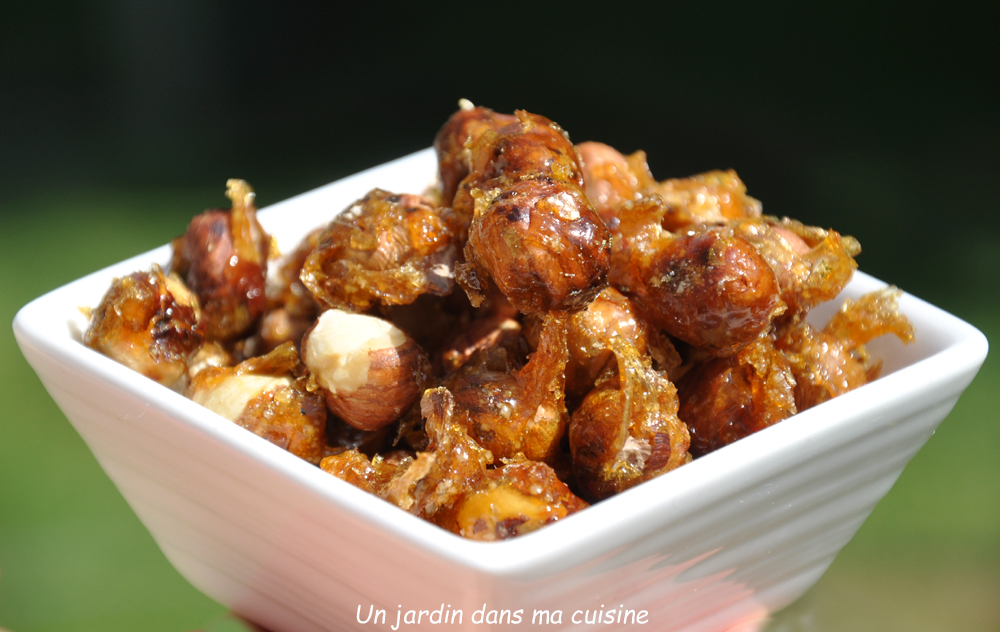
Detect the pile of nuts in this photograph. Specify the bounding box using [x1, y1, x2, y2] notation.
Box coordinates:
[84, 101, 914, 540]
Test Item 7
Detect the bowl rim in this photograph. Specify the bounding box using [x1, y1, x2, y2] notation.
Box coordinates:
[13, 148, 990, 578]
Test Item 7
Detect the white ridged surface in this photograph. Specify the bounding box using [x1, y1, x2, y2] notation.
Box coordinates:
[15, 148, 989, 632]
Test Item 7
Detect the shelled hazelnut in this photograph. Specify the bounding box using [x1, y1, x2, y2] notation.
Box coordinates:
[301, 309, 431, 431]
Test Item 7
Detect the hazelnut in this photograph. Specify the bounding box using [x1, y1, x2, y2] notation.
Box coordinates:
[170, 180, 269, 342]
[462, 178, 611, 314]
[190, 373, 294, 422]
[186, 343, 327, 463]
[84, 265, 203, 388]
[302, 309, 430, 431]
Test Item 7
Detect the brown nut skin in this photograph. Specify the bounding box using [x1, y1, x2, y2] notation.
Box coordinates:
[677, 333, 797, 457]
[451, 109, 585, 229]
[636, 226, 786, 356]
[461, 178, 611, 315]
[776, 286, 914, 412]
[300, 309, 432, 432]
[174, 210, 266, 341]
[434, 102, 517, 208]
[569, 336, 690, 501]
[300, 189, 461, 312]
[323, 341, 427, 431]
[171, 180, 269, 342]
[465, 111, 585, 189]
[577, 141, 657, 219]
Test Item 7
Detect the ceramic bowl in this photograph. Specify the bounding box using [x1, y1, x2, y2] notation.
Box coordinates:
[14, 148, 988, 632]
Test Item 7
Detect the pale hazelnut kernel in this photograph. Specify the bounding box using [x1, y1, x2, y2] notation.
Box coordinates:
[302, 308, 428, 431]
[191, 374, 293, 421]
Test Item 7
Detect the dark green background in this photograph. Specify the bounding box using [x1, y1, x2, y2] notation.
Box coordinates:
[2, 2, 997, 630]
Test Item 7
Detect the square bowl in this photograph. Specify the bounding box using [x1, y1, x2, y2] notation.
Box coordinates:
[14, 148, 989, 632]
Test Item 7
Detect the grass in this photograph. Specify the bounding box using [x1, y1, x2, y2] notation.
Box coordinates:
[1, 186, 996, 631]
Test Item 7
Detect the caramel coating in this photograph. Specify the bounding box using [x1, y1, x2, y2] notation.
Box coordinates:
[777, 287, 914, 410]
[607, 196, 676, 293]
[171, 180, 269, 341]
[677, 334, 798, 456]
[84, 265, 203, 387]
[320, 449, 414, 495]
[187, 343, 327, 463]
[382, 387, 493, 519]
[440, 456, 589, 541]
[452, 109, 585, 222]
[550, 286, 674, 399]
[732, 217, 860, 317]
[776, 320, 866, 412]
[236, 377, 328, 464]
[628, 223, 787, 356]
[655, 170, 763, 232]
[462, 178, 612, 314]
[577, 141, 656, 220]
[452, 108, 611, 314]
[565, 287, 645, 398]
[434, 102, 517, 209]
[444, 314, 569, 464]
[301, 189, 460, 312]
[330, 387, 586, 539]
[823, 286, 915, 350]
[569, 337, 691, 500]
[577, 142, 761, 237]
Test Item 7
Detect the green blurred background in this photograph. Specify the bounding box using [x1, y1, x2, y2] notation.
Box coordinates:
[1, 2, 997, 630]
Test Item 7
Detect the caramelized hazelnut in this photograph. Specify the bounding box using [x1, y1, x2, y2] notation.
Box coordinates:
[171, 179, 269, 342]
[84, 265, 203, 388]
[187, 343, 326, 463]
[637, 226, 786, 356]
[434, 100, 517, 209]
[301, 309, 431, 431]
[462, 178, 611, 314]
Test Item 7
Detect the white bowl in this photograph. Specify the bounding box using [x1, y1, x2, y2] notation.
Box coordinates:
[14, 148, 989, 632]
